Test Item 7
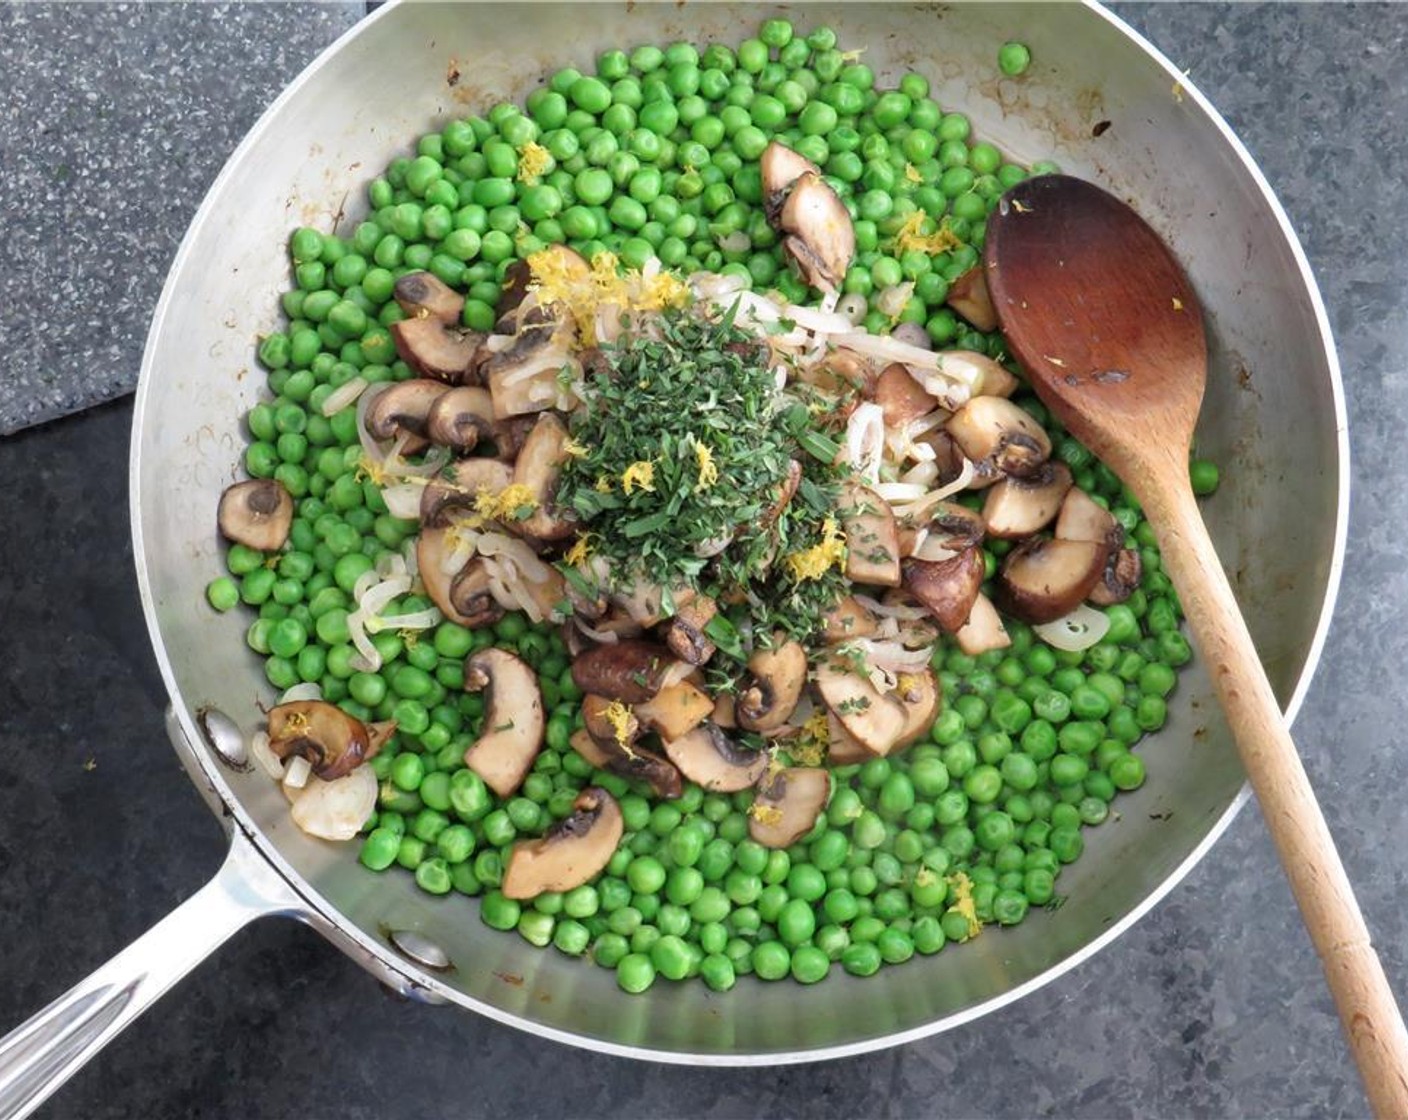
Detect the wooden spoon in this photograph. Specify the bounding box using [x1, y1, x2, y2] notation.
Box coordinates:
[984, 174, 1408, 1118]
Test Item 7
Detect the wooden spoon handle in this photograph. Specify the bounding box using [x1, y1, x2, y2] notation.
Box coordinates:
[1136, 449, 1408, 1117]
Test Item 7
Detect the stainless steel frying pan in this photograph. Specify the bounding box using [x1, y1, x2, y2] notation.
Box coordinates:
[0, 3, 1346, 1116]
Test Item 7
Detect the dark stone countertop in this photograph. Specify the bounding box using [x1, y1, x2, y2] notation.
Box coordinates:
[2, 4, 1406, 1117]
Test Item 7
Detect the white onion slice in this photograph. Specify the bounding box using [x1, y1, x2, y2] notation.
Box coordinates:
[320, 376, 369, 417]
[278, 682, 323, 704]
[347, 609, 381, 673]
[575, 618, 623, 645]
[912, 537, 960, 563]
[355, 383, 391, 465]
[939, 350, 1013, 394]
[381, 482, 424, 520]
[290, 764, 378, 841]
[379, 607, 441, 631]
[855, 638, 935, 673]
[375, 552, 408, 580]
[1034, 605, 1112, 652]
[359, 574, 412, 616]
[283, 755, 312, 790]
[785, 303, 857, 336]
[873, 481, 930, 502]
[845, 402, 886, 484]
[248, 730, 287, 781]
[875, 282, 915, 319]
[352, 569, 380, 602]
[901, 461, 940, 487]
[852, 594, 929, 621]
[716, 230, 751, 253]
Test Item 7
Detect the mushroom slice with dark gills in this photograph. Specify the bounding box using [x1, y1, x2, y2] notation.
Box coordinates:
[748, 767, 831, 848]
[661, 594, 718, 666]
[418, 457, 515, 527]
[570, 640, 675, 704]
[501, 787, 624, 899]
[872, 362, 939, 430]
[461, 648, 544, 798]
[448, 558, 504, 628]
[946, 395, 1052, 480]
[389, 317, 486, 384]
[393, 270, 465, 324]
[902, 548, 985, 633]
[425, 386, 496, 453]
[267, 700, 374, 781]
[996, 537, 1110, 624]
[982, 462, 1074, 539]
[778, 171, 855, 294]
[946, 266, 998, 332]
[577, 698, 683, 800]
[1089, 548, 1143, 606]
[510, 411, 577, 543]
[364, 379, 449, 442]
[662, 723, 770, 792]
[760, 141, 821, 219]
[218, 479, 293, 551]
[736, 639, 808, 733]
[480, 306, 578, 419]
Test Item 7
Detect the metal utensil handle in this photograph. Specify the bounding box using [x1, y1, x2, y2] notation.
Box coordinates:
[0, 829, 304, 1120]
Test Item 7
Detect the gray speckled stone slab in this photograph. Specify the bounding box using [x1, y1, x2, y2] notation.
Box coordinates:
[1, 4, 1407, 1119]
[0, 1, 364, 436]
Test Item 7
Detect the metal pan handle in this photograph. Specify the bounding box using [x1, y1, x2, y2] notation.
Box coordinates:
[0, 828, 305, 1120]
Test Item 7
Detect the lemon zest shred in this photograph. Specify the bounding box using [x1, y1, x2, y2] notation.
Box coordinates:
[527, 247, 690, 346]
[904, 162, 924, 184]
[601, 700, 634, 747]
[516, 140, 553, 185]
[356, 454, 390, 487]
[692, 439, 719, 492]
[474, 483, 539, 522]
[564, 534, 593, 567]
[594, 473, 614, 493]
[896, 673, 924, 696]
[784, 517, 846, 582]
[620, 460, 656, 495]
[892, 210, 963, 256]
[946, 870, 983, 939]
[562, 436, 590, 458]
[750, 802, 784, 826]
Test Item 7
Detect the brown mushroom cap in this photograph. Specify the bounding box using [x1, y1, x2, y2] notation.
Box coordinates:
[825, 714, 874, 765]
[634, 681, 714, 742]
[662, 723, 769, 792]
[736, 639, 808, 733]
[946, 396, 1053, 479]
[419, 457, 515, 527]
[814, 657, 908, 755]
[873, 363, 939, 429]
[996, 537, 1110, 624]
[840, 483, 901, 588]
[900, 500, 986, 552]
[760, 141, 820, 216]
[425, 386, 496, 452]
[1089, 548, 1143, 606]
[449, 559, 505, 627]
[982, 462, 1074, 539]
[462, 648, 544, 797]
[903, 548, 985, 633]
[365, 379, 449, 441]
[389, 317, 485, 383]
[779, 171, 855, 293]
[394, 271, 465, 325]
[501, 787, 624, 899]
[946, 266, 998, 332]
[576, 699, 683, 799]
[661, 595, 718, 665]
[268, 700, 373, 781]
[821, 596, 880, 644]
[954, 591, 1012, 656]
[218, 479, 293, 551]
[512, 411, 577, 543]
[749, 767, 830, 848]
[1054, 486, 1125, 550]
[893, 670, 941, 752]
[570, 640, 675, 703]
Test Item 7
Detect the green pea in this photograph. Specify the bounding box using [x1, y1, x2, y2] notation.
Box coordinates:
[616, 952, 657, 993]
[998, 41, 1032, 77]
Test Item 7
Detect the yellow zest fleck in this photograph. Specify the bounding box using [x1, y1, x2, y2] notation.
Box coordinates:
[283, 710, 310, 734]
[1172, 297, 1184, 311]
[474, 483, 540, 522]
[891, 210, 962, 256]
[791, 719, 827, 767]
[896, 673, 923, 697]
[528, 248, 689, 346]
[399, 629, 419, 648]
[356, 454, 390, 487]
[516, 140, 553, 185]
[637, 269, 690, 313]
[564, 533, 593, 567]
[1011, 199, 1033, 214]
[904, 162, 923, 184]
[750, 801, 784, 826]
[601, 699, 634, 747]
[593, 473, 614, 493]
[947, 870, 983, 939]
[562, 436, 590, 458]
[446, 521, 484, 551]
[692, 439, 718, 492]
[784, 517, 847, 583]
[620, 460, 656, 495]
[1172, 80, 1185, 104]
[839, 46, 867, 63]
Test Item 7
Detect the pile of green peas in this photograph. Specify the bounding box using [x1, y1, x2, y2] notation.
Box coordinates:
[206, 19, 1216, 993]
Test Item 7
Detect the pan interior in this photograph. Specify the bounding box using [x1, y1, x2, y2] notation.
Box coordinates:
[132, 2, 1344, 1061]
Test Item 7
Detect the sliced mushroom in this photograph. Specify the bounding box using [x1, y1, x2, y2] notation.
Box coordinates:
[873, 363, 938, 429]
[1054, 486, 1125, 550]
[501, 787, 623, 899]
[488, 414, 539, 462]
[805, 346, 873, 394]
[883, 588, 943, 649]
[712, 691, 737, 729]
[779, 171, 855, 293]
[1089, 548, 1143, 606]
[367, 720, 398, 755]
[462, 648, 544, 797]
[425, 386, 496, 452]
[218, 479, 293, 551]
[825, 714, 874, 765]
[946, 266, 998, 332]
[946, 396, 1052, 479]
[634, 681, 714, 742]
[494, 259, 535, 327]
[481, 313, 578, 419]
[365, 379, 449, 441]
[511, 411, 576, 542]
[661, 723, 769, 792]
[570, 640, 674, 703]
[576, 700, 683, 800]
[267, 700, 373, 781]
[417, 528, 475, 625]
[996, 537, 1111, 624]
[389, 317, 485, 383]
[982, 462, 1074, 539]
[903, 548, 985, 633]
[840, 483, 901, 587]
[749, 767, 830, 848]
[760, 141, 821, 218]
[814, 657, 908, 756]
[901, 500, 986, 552]
[821, 595, 880, 644]
[449, 558, 505, 627]
[736, 639, 808, 733]
[495, 245, 590, 331]
[892, 670, 940, 752]
[394, 271, 465, 324]
[661, 594, 718, 666]
[954, 592, 1011, 656]
[419, 457, 515, 527]
[917, 429, 968, 488]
